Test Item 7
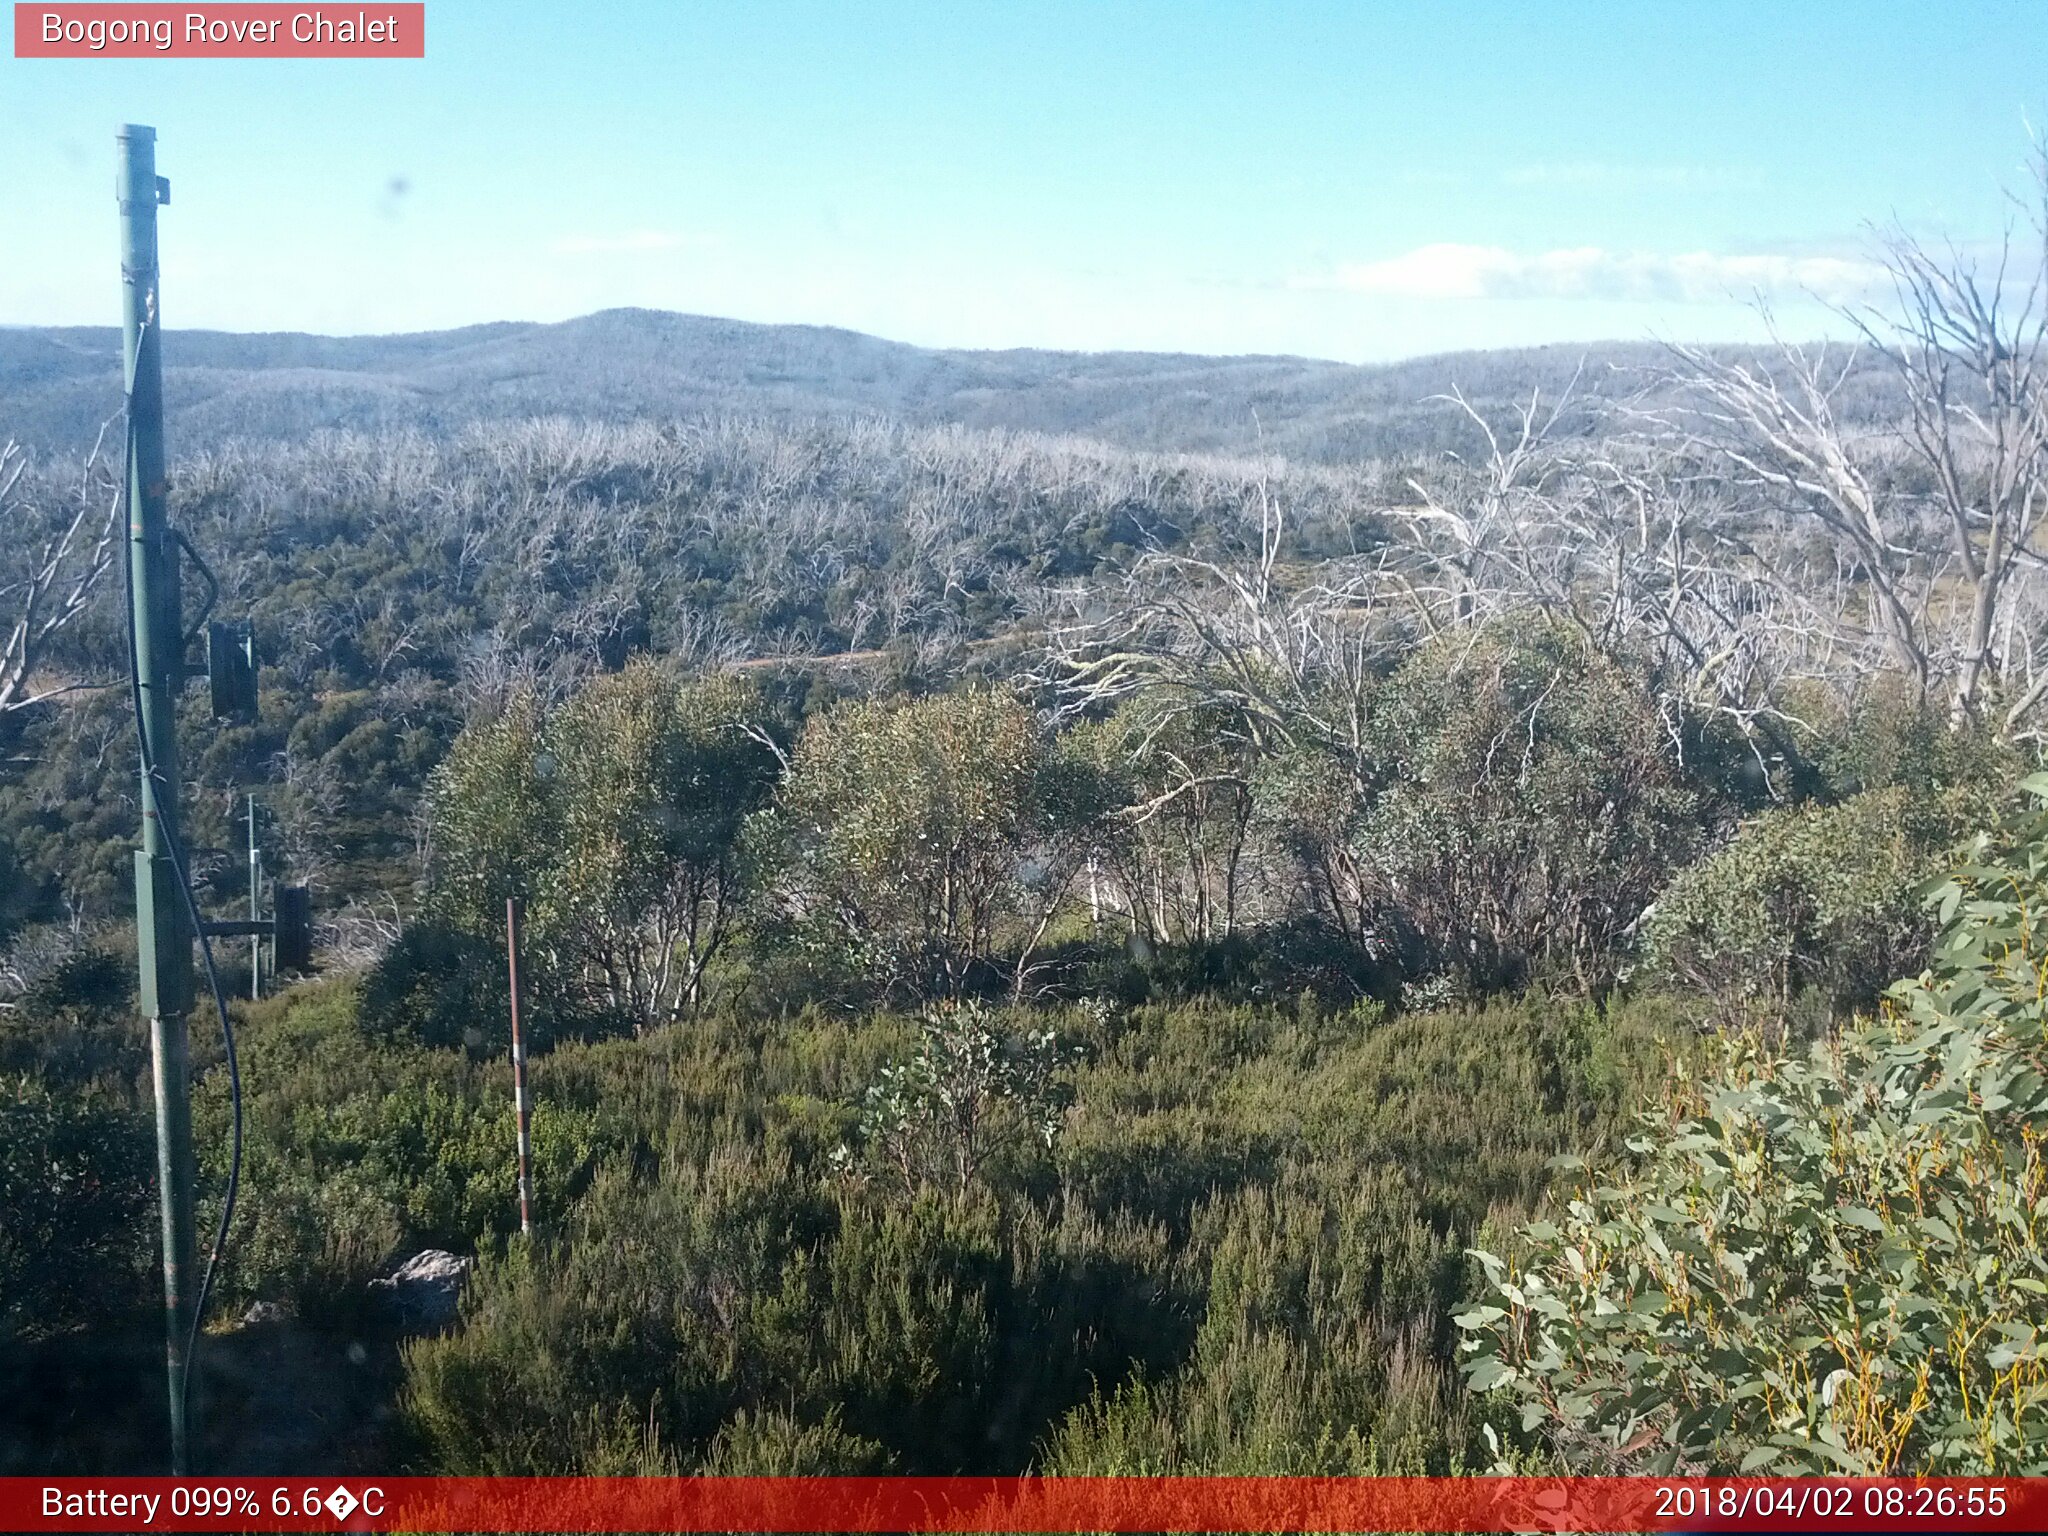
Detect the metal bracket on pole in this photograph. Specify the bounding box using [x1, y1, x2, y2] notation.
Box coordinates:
[199, 919, 274, 939]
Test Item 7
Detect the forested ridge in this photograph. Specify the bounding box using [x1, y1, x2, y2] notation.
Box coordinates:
[6, 206, 2048, 1476]
[0, 309, 1909, 464]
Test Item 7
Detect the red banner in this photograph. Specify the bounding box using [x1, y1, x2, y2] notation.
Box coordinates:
[13, 4, 423, 57]
[3, 1476, 2045, 1533]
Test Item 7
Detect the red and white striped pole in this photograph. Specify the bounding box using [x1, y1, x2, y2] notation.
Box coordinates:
[505, 897, 534, 1236]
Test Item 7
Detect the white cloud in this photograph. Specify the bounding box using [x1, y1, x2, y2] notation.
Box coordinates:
[1309, 243, 1886, 304]
[1501, 162, 1762, 191]
[548, 230, 713, 256]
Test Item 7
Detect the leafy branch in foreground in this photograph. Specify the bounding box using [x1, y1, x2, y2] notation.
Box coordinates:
[1459, 776, 2048, 1474]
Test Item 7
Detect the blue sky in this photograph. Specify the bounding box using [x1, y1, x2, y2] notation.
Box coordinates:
[4, 1, 2046, 360]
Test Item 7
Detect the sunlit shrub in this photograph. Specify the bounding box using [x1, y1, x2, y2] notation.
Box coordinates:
[1641, 784, 1993, 1024]
[832, 999, 1082, 1199]
[1352, 620, 1705, 992]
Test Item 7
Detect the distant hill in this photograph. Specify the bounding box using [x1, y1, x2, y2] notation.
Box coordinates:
[0, 307, 1887, 464]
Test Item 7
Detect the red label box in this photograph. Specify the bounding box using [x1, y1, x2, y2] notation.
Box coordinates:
[4, 1476, 2047, 1534]
[13, 3, 424, 57]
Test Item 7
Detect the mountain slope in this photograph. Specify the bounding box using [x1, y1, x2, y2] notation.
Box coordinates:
[0, 308, 1874, 463]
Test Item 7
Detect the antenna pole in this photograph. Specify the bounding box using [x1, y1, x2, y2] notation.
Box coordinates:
[247, 795, 262, 1000]
[506, 898, 534, 1236]
[120, 122, 197, 1476]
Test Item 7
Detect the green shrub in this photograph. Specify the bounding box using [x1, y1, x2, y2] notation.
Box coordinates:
[401, 1151, 830, 1474]
[1353, 621, 1705, 992]
[697, 1407, 892, 1474]
[222, 1169, 405, 1332]
[1808, 677, 2019, 802]
[0, 1074, 153, 1343]
[0, 934, 146, 1091]
[1642, 783, 1994, 1023]
[833, 999, 1082, 1199]
[1087, 923, 1388, 1010]
[1043, 1168, 1466, 1473]
[192, 981, 605, 1321]
[399, 1153, 1016, 1473]
[358, 923, 523, 1054]
[401, 990, 1644, 1481]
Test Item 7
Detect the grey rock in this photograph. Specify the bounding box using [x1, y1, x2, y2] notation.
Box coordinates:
[367, 1248, 472, 1332]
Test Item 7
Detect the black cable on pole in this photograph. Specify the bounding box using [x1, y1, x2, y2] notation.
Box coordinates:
[120, 376, 243, 1449]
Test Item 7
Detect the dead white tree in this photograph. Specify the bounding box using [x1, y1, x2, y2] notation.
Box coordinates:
[1395, 369, 1592, 632]
[1651, 337, 1936, 699]
[1651, 159, 2048, 736]
[1851, 200, 2048, 728]
[1037, 471, 1402, 795]
[1315, 363, 1892, 788]
[0, 430, 123, 715]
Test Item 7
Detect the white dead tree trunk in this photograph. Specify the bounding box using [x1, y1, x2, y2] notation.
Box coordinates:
[1396, 369, 1592, 633]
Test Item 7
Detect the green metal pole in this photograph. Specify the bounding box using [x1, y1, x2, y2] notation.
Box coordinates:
[119, 122, 197, 1476]
[248, 795, 261, 1001]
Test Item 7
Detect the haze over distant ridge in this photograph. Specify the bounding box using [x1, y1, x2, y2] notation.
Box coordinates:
[0, 306, 1881, 465]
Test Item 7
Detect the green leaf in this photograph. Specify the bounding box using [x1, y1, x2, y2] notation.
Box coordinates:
[1466, 1356, 1514, 1392]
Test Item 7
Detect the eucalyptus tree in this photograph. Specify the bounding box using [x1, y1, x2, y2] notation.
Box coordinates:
[425, 662, 780, 1030]
[773, 688, 1109, 998]
[1461, 785, 2048, 1472]
[1067, 694, 1259, 947]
